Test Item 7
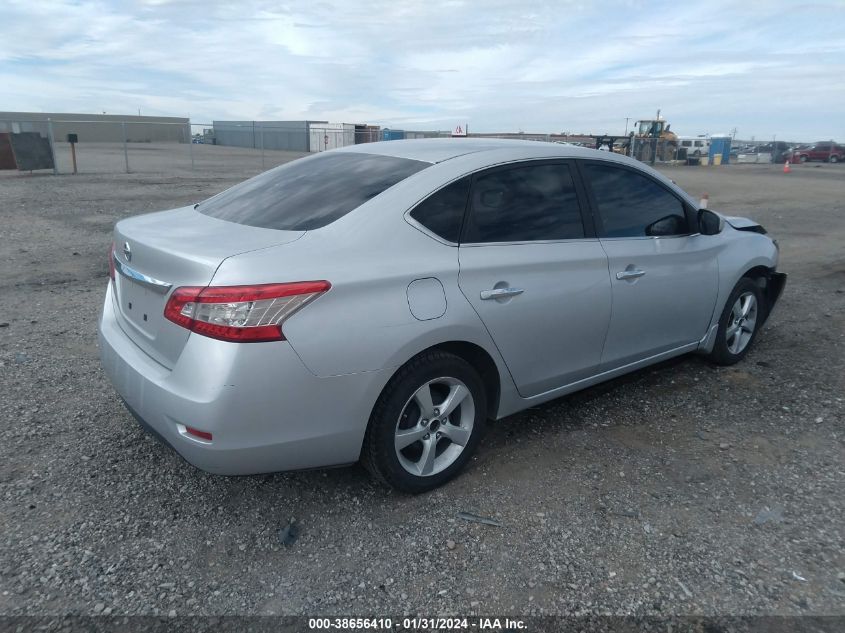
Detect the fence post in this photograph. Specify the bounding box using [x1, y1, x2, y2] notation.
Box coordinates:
[188, 121, 195, 172]
[47, 118, 58, 175]
[260, 126, 265, 169]
[122, 121, 130, 173]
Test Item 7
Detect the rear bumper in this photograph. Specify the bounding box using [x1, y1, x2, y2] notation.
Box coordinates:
[98, 283, 388, 475]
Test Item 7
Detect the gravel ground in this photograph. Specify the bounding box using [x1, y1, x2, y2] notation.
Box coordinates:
[0, 146, 843, 618]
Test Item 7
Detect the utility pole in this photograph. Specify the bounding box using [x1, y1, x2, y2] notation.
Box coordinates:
[624, 117, 631, 135]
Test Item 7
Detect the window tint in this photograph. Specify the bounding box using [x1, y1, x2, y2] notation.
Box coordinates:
[409, 177, 470, 243]
[584, 163, 689, 238]
[198, 152, 429, 230]
[463, 163, 584, 243]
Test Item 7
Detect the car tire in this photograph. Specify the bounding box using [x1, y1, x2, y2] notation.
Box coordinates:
[799, 155, 808, 163]
[706, 278, 764, 366]
[830, 155, 839, 164]
[361, 351, 487, 493]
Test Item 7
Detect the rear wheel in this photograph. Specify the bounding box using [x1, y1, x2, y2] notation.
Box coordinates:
[706, 278, 763, 366]
[362, 351, 486, 493]
[830, 155, 840, 164]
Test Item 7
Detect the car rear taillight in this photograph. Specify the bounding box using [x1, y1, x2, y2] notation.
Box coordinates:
[163, 281, 331, 343]
[108, 243, 115, 281]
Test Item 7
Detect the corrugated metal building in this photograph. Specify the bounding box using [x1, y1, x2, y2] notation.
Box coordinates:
[0, 112, 189, 143]
[212, 121, 329, 153]
[212, 121, 390, 152]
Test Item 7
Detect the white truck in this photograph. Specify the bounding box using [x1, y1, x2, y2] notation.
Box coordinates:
[677, 136, 710, 159]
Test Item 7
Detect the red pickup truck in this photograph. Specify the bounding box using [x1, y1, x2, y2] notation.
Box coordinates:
[790, 142, 844, 164]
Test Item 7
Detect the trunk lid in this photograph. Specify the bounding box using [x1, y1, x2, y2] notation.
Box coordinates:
[111, 206, 304, 368]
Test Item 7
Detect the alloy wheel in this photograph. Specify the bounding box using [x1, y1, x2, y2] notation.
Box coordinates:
[394, 377, 475, 477]
[726, 291, 758, 354]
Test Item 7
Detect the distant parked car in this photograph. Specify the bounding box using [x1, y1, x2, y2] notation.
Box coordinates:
[756, 142, 792, 163]
[789, 142, 844, 164]
[99, 139, 786, 492]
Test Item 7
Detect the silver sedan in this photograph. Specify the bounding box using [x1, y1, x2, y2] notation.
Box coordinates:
[99, 139, 786, 492]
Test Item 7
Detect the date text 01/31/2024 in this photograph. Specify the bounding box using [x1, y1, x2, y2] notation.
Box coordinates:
[308, 617, 527, 630]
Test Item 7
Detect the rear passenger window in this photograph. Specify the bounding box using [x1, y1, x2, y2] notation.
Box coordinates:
[584, 163, 689, 238]
[198, 152, 428, 231]
[409, 177, 469, 243]
[463, 163, 584, 243]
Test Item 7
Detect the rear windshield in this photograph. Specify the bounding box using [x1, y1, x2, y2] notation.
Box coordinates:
[198, 152, 429, 230]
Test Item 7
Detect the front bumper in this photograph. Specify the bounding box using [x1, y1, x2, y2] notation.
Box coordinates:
[98, 284, 388, 475]
[762, 271, 787, 325]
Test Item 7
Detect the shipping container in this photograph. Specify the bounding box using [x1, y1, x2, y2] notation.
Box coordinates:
[213, 120, 327, 152]
[382, 129, 405, 141]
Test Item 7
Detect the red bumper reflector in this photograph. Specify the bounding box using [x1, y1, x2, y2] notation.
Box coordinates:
[185, 426, 213, 441]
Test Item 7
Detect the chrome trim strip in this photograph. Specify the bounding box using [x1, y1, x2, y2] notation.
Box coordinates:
[112, 253, 173, 294]
[461, 237, 598, 247]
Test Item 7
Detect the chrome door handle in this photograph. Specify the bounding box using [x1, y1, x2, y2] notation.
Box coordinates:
[480, 287, 524, 300]
[616, 269, 646, 280]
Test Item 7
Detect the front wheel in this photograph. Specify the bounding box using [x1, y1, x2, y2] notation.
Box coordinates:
[706, 278, 764, 366]
[361, 351, 487, 493]
[799, 155, 808, 163]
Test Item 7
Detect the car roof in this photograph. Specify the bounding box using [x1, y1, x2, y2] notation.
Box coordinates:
[335, 137, 614, 164]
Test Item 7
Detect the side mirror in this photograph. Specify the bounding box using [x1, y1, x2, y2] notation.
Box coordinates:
[698, 208, 724, 235]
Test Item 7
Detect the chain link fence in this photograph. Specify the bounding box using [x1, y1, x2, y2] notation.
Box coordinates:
[0, 116, 198, 175]
[1, 115, 835, 176]
[0, 118, 456, 176]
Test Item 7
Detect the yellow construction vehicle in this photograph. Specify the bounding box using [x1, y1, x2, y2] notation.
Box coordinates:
[628, 111, 678, 163]
[586, 111, 679, 163]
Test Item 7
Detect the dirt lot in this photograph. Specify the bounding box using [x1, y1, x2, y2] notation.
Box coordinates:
[1, 145, 843, 618]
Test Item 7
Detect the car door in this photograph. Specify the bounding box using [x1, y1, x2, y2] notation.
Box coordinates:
[580, 160, 719, 370]
[457, 160, 612, 398]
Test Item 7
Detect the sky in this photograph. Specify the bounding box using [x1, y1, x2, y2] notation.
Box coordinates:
[1, 0, 844, 141]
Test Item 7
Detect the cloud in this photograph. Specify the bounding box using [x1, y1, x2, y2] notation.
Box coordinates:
[1, 0, 843, 140]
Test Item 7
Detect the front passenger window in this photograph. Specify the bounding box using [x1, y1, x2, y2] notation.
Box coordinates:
[584, 164, 689, 238]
